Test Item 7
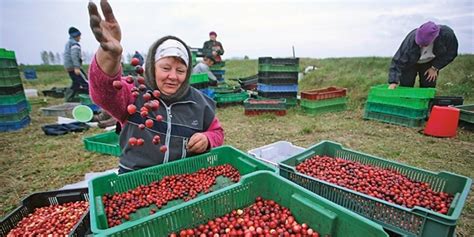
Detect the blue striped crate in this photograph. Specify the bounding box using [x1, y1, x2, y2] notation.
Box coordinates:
[257, 83, 298, 92]
[0, 116, 30, 132]
[0, 100, 29, 115]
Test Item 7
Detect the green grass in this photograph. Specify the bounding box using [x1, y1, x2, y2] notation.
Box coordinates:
[1, 56, 473, 236]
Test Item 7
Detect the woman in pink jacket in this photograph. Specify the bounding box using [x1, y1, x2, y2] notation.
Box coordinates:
[88, 0, 224, 174]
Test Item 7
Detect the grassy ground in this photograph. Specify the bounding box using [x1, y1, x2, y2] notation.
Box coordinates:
[1, 56, 473, 236]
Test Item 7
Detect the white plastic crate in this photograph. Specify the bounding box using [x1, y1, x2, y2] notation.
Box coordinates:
[248, 141, 305, 166]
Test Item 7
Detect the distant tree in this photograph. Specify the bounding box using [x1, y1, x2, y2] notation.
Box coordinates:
[55, 52, 62, 64]
[244, 55, 249, 60]
[49, 51, 55, 64]
[40, 51, 50, 65]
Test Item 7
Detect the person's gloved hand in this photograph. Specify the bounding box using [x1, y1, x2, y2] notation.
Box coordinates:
[74, 68, 81, 76]
[388, 83, 398, 89]
[425, 67, 438, 82]
[88, 0, 123, 58]
[187, 133, 209, 154]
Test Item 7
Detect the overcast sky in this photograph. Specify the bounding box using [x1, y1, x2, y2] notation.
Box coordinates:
[1, 0, 473, 64]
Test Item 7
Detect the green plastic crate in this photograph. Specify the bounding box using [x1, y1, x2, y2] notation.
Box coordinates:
[0, 48, 16, 60]
[79, 94, 94, 105]
[0, 107, 29, 122]
[367, 94, 431, 110]
[190, 73, 208, 84]
[302, 103, 347, 115]
[258, 64, 299, 72]
[0, 68, 20, 78]
[279, 140, 472, 237]
[0, 92, 26, 106]
[301, 96, 347, 109]
[286, 97, 298, 107]
[83, 131, 121, 157]
[191, 51, 197, 66]
[0, 59, 18, 69]
[94, 171, 389, 237]
[89, 145, 276, 234]
[455, 104, 474, 124]
[209, 61, 225, 70]
[365, 102, 428, 119]
[369, 84, 436, 99]
[0, 76, 21, 87]
[214, 91, 249, 104]
[364, 110, 425, 128]
[211, 84, 241, 94]
[244, 98, 286, 110]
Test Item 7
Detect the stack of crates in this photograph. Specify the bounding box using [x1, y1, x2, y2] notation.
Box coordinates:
[243, 98, 287, 116]
[364, 84, 436, 127]
[213, 85, 249, 107]
[210, 61, 225, 83]
[300, 87, 348, 115]
[0, 48, 30, 132]
[190, 73, 215, 99]
[257, 57, 299, 107]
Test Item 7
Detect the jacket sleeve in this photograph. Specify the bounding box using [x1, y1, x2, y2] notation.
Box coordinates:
[88, 54, 135, 123]
[202, 41, 212, 56]
[71, 43, 82, 68]
[202, 117, 224, 148]
[431, 28, 458, 70]
[388, 33, 414, 84]
[217, 42, 224, 55]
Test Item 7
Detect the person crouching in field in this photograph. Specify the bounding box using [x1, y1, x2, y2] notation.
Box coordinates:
[193, 55, 218, 86]
[388, 21, 458, 89]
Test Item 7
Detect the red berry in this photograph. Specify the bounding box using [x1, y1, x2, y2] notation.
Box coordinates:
[132, 91, 139, 98]
[138, 124, 145, 130]
[160, 145, 167, 153]
[128, 137, 137, 146]
[145, 119, 154, 128]
[113, 80, 122, 90]
[136, 138, 144, 146]
[127, 104, 137, 115]
[130, 58, 140, 66]
[152, 90, 161, 98]
[125, 76, 134, 84]
[139, 84, 147, 91]
[150, 100, 159, 111]
[137, 76, 146, 85]
[140, 110, 148, 118]
[155, 115, 163, 122]
[135, 66, 144, 75]
[152, 135, 160, 145]
[143, 93, 151, 102]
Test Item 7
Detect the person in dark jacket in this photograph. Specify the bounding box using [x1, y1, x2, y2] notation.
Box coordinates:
[88, 0, 224, 174]
[202, 31, 224, 63]
[388, 21, 458, 89]
[63, 27, 89, 101]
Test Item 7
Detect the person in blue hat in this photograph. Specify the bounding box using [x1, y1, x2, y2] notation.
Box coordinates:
[388, 21, 458, 89]
[63, 27, 89, 101]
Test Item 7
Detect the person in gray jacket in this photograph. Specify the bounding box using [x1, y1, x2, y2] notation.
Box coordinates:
[63, 27, 89, 101]
[192, 56, 217, 85]
[388, 21, 458, 89]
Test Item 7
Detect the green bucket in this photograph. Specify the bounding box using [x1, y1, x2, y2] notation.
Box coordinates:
[72, 105, 93, 122]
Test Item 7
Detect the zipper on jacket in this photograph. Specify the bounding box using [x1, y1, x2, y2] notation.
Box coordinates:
[181, 137, 188, 159]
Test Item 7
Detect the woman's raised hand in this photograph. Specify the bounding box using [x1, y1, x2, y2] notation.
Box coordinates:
[88, 0, 123, 58]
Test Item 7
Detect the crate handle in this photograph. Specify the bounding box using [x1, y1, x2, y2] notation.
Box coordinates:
[291, 193, 336, 235]
[448, 192, 461, 215]
[56, 191, 83, 198]
[237, 156, 258, 171]
[95, 196, 108, 228]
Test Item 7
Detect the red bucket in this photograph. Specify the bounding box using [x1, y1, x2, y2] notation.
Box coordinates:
[424, 105, 460, 137]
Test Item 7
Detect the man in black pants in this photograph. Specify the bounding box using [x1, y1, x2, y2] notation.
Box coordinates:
[388, 21, 458, 89]
[63, 27, 89, 101]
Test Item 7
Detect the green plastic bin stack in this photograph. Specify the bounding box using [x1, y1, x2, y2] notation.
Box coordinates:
[210, 60, 225, 83]
[83, 131, 121, 156]
[0, 48, 30, 132]
[257, 57, 299, 108]
[300, 87, 348, 115]
[212, 84, 249, 106]
[364, 84, 436, 127]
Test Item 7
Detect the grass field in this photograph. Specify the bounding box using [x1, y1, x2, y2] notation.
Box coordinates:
[1, 56, 473, 236]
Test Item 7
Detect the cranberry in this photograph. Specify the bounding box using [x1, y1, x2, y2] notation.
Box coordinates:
[130, 58, 140, 66]
[127, 104, 137, 115]
[112, 80, 122, 90]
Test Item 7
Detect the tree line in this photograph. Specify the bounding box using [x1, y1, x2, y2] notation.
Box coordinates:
[40, 51, 146, 65]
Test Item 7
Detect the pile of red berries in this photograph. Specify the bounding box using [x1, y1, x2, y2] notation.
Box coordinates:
[103, 164, 240, 227]
[296, 155, 453, 214]
[170, 197, 320, 237]
[7, 201, 88, 236]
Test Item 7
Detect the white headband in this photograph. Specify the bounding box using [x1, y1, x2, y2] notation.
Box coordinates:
[154, 39, 189, 66]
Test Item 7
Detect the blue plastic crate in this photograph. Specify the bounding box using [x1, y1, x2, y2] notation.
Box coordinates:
[0, 100, 28, 115]
[257, 83, 298, 92]
[87, 104, 101, 113]
[23, 68, 37, 80]
[211, 70, 225, 76]
[199, 88, 215, 99]
[0, 116, 30, 132]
